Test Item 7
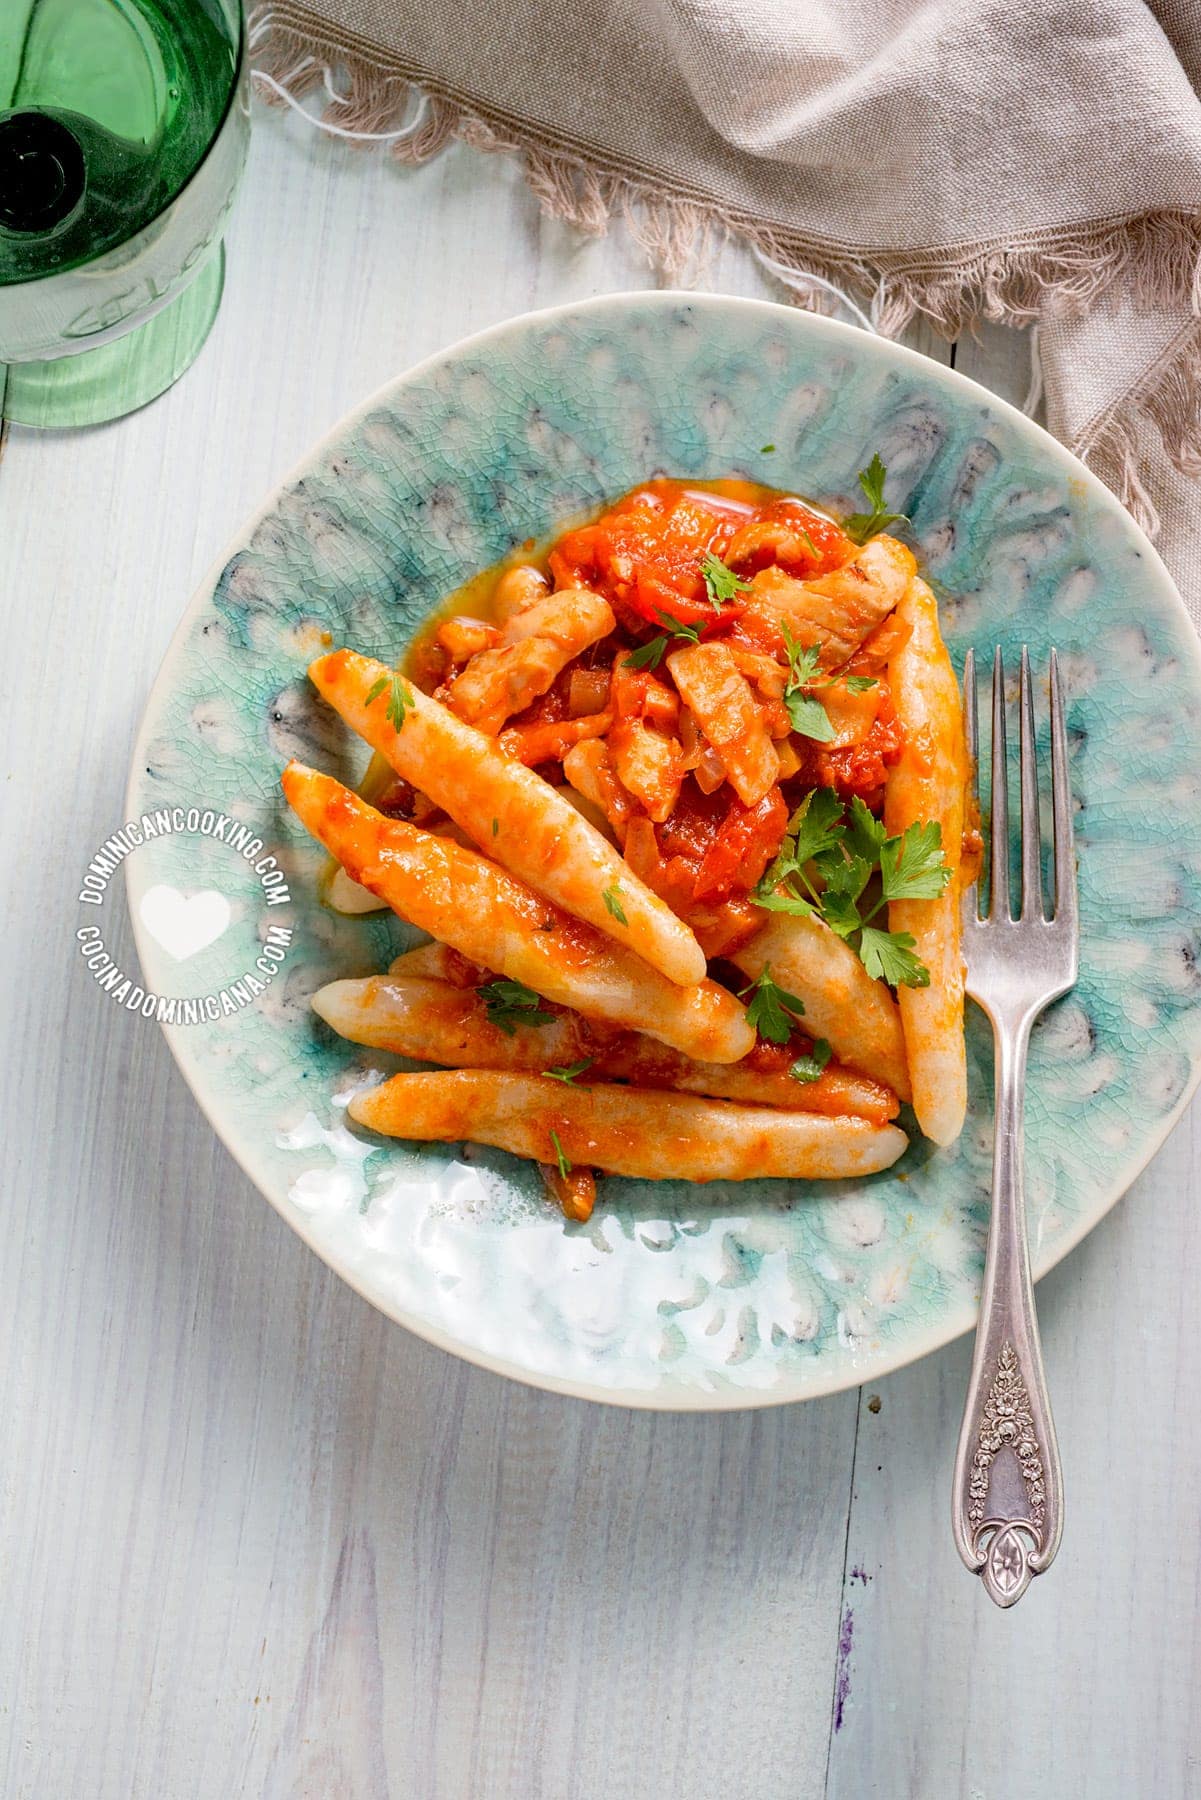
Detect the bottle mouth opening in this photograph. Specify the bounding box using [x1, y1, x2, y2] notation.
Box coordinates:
[0, 112, 87, 234]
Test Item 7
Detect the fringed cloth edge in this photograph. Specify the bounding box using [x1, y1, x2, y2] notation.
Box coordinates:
[249, 4, 1201, 540]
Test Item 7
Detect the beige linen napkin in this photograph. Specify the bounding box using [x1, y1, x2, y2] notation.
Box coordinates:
[252, 0, 1201, 625]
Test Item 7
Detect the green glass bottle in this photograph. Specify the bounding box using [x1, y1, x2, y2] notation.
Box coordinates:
[0, 0, 247, 428]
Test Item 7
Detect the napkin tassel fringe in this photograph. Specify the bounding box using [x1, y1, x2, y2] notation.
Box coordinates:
[1074, 321, 1201, 538]
[250, 9, 1201, 539]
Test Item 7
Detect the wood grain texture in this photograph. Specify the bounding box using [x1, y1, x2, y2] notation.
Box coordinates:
[1, 104, 1197, 1799]
[826, 1112, 1201, 1798]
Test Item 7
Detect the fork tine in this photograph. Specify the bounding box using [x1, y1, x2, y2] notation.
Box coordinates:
[962, 649, 979, 921]
[1049, 648, 1077, 928]
[1018, 647, 1043, 919]
[989, 647, 1010, 919]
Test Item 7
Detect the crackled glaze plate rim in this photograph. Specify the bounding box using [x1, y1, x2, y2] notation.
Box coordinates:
[126, 290, 1201, 1409]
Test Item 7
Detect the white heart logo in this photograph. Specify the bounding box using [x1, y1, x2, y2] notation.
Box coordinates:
[139, 884, 232, 962]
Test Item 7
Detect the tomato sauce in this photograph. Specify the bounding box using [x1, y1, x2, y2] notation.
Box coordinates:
[405, 476, 903, 910]
[791, 697, 903, 811]
[549, 480, 852, 633]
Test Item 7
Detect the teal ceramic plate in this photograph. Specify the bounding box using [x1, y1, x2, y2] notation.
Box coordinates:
[126, 293, 1201, 1408]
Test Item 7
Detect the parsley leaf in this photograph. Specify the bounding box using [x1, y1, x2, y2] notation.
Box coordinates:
[699, 551, 749, 610]
[844, 794, 888, 863]
[491, 817, 499, 837]
[859, 926, 931, 988]
[752, 888, 819, 918]
[844, 674, 878, 694]
[478, 978, 555, 1034]
[543, 1059, 595, 1084]
[548, 1129, 572, 1179]
[602, 882, 628, 925]
[790, 1039, 832, 1083]
[819, 889, 863, 939]
[737, 965, 806, 1045]
[754, 839, 798, 901]
[625, 610, 701, 671]
[654, 608, 701, 642]
[780, 621, 823, 690]
[365, 670, 412, 731]
[879, 819, 951, 902]
[790, 787, 847, 867]
[753, 788, 845, 911]
[387, 679, 412, 730]
[843, 453, 907, 545]
[816, 846, 874, 906]
[785, 688, 836, 742]
[859, 454, 889, 510]
[624, 635, 669, 671]
[760, 443, 776, 454]
[779, 622, 834, 742]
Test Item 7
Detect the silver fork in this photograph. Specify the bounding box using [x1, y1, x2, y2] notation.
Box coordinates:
[951, 646, 1079, 1608]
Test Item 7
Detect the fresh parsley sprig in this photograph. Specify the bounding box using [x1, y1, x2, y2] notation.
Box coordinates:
[737, 965, 807, 1045]
[752, 788, 845, 919]
[602, 882, 628, 924]
[790, 1038, 832, 1084]
[624, 609, 702, 672]
[478, 978, 555, 1034]
[843, 454, 908, 545]
[623, 639, 669, 672]
[880, 818, 951, 900]
[858, 926, 928, 988]
[777, 626, 877, 743]
[364, 669, 413, 731]
[752, 787, 950, 988]
[699, 551, 749, 611]
[549, 1129, 572, 1178]
[780, 622, 835, 744]
[543, 1059, 595, 1084]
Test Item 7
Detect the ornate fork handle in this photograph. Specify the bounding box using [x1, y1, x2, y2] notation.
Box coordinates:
[951, 1010, 1063, 1606]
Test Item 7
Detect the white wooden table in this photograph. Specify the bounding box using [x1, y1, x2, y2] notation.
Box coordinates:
[3, 106, 1200, 1800]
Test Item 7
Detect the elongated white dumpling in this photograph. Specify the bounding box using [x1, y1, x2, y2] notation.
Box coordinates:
[282, 763, 753, 1064]
[308, 648, 706, 987]
[349, 1070, 908, 1182]
[884, 576, 968, 1146]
